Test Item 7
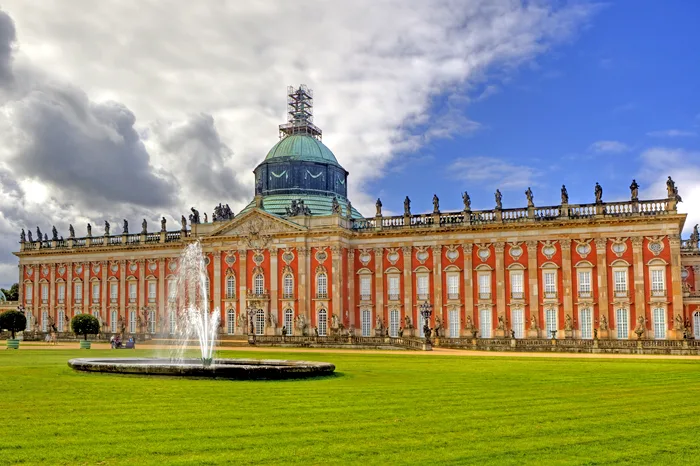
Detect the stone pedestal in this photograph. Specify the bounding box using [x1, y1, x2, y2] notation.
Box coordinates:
[668, 329, 684, 341]
[598, 329, 609, 340]
[494, 329, 506, 338]
[564, 330, 573, 339]
[527, 329, 539, 339]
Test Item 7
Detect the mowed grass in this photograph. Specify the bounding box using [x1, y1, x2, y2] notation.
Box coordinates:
[2, 349, 700, 465]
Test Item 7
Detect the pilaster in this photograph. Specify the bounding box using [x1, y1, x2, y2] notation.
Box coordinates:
[138, 260, 146, 320]
[83, 263, 90, 315]
[374, 247, 384, 333]
[101, 262, 108, 327]
[462, 244, 474, 336]
[594, 238, 609, 331]
[669, 236, 683, 321]
[17, 264, 23, 304]
[213, 252, 221, 318]
[402, 247, 412, 328]
[631, 237, 646, 331]
[494, 242, 506, 334]
[298, 247, 309, 324]
[49, 264, 56, 322]
[119, 260, 126, 321]
[331, 246, 342, 325]
[348, 249, 356, 329]
[158, 259, 166, 333]
[433, 245, 443, 325]
[560, 239, 573, 332]
[66, 262, 73, 317]
[526, 241, 539, 335]
[239, 249, 248, 323]
[270, 247, 279, 329]
[693, 265, 700, 293]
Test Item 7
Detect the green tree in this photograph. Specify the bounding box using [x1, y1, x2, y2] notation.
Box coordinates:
[1, 283, 19, 301]
[0, 310, 27, 339]
[71, 314, 100, 341]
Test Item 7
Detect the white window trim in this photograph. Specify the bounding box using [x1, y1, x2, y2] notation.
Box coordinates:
[446, 273, 459, 300]
[477, 272, 491, 300]
[510, 270, 524, 299]
[416, 273, 430, 301]
[577, 269, 592, 298]
[388, 274, 401, 301]
[542, 269, 557, 299]
[616, 308, 629, 340]
[282, 274, 294, 299]
[253, 273, 265, 295]
[316, 272, 328, 299]
[649, 266, 666, 297]
[359, 275, 372, 301]
[612, 267, 629, 298]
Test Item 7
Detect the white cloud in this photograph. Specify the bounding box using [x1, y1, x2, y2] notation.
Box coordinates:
[646, 129, 697, 138]
[588, 140, 630, 154]
[448, 156, 538, 191]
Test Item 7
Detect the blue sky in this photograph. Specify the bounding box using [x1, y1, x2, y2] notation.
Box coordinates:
[371, 1, 700, 215]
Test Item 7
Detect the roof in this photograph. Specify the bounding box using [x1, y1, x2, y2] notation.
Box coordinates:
[264, 134, 341, 167]
[239, 194, 364, 218]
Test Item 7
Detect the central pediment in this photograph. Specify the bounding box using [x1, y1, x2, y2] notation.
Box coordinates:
[207, 208, 306, 240]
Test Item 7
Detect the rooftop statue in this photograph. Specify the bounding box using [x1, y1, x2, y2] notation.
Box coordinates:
[181, 215, 187, 231]
[495, 189, 502, 210]
[189, 207, 200, 224]
[87, 223, 92, 237]
[630, 179, 639, 201]
[594, 182, 603, 204]
[141, 219, 147, 234]
[69, 224, 75, 238]
[667, 176, 682, 202]
[104, 221, 110, 236]
[213, 203, 234, 222]
[52, 226, 58, 241]
[122, 219, 128, 235]
[36, 226, 42, 242]
[404, 196, 411, 216]
[525, 187, 534, 208]
[331, 197, 341, 214]
[346, 200, 353, 219]
[27, 230, 33, 243]
[462, 191, 471, 211]
[203, 213, 208, 223]
[20, 229, 25, 243]
[561, 185, 569, 204]
[375, 198, 382, 216]
[432, 194, 439, 213]
[161, 217, 167, 232]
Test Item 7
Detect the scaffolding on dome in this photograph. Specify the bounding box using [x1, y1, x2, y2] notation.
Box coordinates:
[279, 84, 322, 140]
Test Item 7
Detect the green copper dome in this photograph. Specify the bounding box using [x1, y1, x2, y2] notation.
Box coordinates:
[264, 135, 340, 166]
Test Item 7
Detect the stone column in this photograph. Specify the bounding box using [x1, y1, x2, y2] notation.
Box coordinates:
[494, 242, 506, 336]
[239, 249, 248, 328]
[18, 264, 23, 304]
[297, 247, 309, 326]
[433, 245, 443, 329]
[138, 260, 146, 321]
[66, 262, 73, 317]
[158, 259, 166, 333]
[669, 236, 684, 327]
[560, 239, 573, 336]
[594, 238, 609, 336]
[526, 241, 539, 337]
[374, 247, 384, 334]
[270, 247, 279, 334]
[631, 236, 646, 333]
[402, 247, 412, 332]
[331, 246, 342, 325]
[693, 265, 700, 293]
[83, 263, 90, 316]
[463, 244, 474, 336]
[348, 249, 356, 330]
[49, 264, 56, 324]
[101, 262, 108, 328]
[213, 252, 222, 319]
[119, 261, 127, 322]
[33, 266, 39, 323]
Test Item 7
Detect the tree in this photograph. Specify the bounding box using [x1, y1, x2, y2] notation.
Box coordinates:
[0, 283, 19, 302]
[0, 310, 27, 339]
[71, 314, 100, 341]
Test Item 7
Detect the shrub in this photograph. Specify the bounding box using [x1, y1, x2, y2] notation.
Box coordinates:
[71, 314, 100, 341]
[0, 310, 27, 339]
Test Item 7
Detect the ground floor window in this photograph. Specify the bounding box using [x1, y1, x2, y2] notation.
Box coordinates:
[111, 310, 117, 333]
[129, 310, 136, 334]
[579, 308, 592, 339]
[170, 312, 176, 335]
[227, 309, 235, 335]
[42, 311, 47, 332]
[284, 309, 294, 335]
[317, 309, 327, 337]
[652, 308, 666, 340]
[448, 310, 460, 338]
[58, 310, 65, 332]
[148, 310, 156, 334]
[545, 309, 557, 338]
[255, 310, 265, 336]
[479, 309, 491, 338]
[616, 308, 629, 340]
[25, 311, 32, 331]
[389, 309, 400, 337]
[511, 309, 524, 339]
[695, 312, 700, 340]
[361, 310, 371, 337]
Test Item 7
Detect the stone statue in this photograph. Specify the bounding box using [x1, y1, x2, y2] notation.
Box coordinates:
[561, 185, 569, 204]
[593, 328, 598, 339]
[104, 221, 110, 236]
[189, 207, 200, 224]
[666, 176, 676, 198]
[398, 327, 404, 337]
[331, 313, 339, 329]
[462, 191, 471, 211]
[529, 316, 538, 330]
[20, 229, 25, 242]
[691, 225, 700, 248]
[44, 233, 48, 242]
[634, 316, 645, 339]
[267, 310, 277, 328]
[36, 226, 42, 242]
[285, 199, 312, 216]
[594, 182, 603, 204]
[565, 314, 573, 331]
[630, 179, 639, 201]
[495, 190, 502, 210]
[237, 312, 245, 330]
[404, 196, 411, 216]
[510, 329, 516, 339]
[403, 315, 413, 329]
[27, 230, 33, 242]
[161, 217, 166, 232]
[375, 315, 383, 330]
[331, 197, 341, 214]
[525, 187, 534, 208]
[497, 315, 506, 331]
[255, 175, 263, 195]
[69, 224, 75, 238]
[599, 315, 608, 331]
[375, 198, 382, 216]
[203, 213, 208, 223]
[141, 219, 147, 234]
[674, 314, 683, 331]
[181, 215, 187, 231]
[314, 326, 319, 337]
[465, 315, 474, 331]
[122, 219, 128, 235]
[87, 223, 92, 237]
[434, 315, 443, 337]
[432, 194, 439, 213]
[51, 226, 58, 241]
[346, 201, 353, 219]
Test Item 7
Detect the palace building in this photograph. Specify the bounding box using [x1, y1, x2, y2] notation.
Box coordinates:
[13, 86, 700, 342]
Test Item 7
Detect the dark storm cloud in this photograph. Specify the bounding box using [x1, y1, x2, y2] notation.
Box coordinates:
[0, 10, 16, 84]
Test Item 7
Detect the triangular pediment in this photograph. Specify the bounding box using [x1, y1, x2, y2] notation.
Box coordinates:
[207, 209, 306, 241]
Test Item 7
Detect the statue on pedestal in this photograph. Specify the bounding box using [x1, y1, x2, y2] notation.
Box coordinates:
[51, 226, 58, 241]
[87, 223, 92, 237]
[20, 229, 25, 242]
[104, 221, 110, 236]
[36, 226, 42, 242]
[630, 179, 639, 201]
[161, 217, 167, 232]
[599, 315, 608, 331]
[462, 191, 471, 211]
[561, 185, 569, 204]
[525, 187, 534, 208]
[181, 215, 187, 231]
[331, 197, 341, 214]
[432, 194, 439, 213]
[375, 198, 382, 216]
[565, 314, 573, 331]
[495, 190, 503, 210]
[141, 219, 148, 234]
[27, 230, 33, 243]
[69, 224, 75, 238]
[404, 196, 411, 216]
[404, 315, 413, 330]
[595, 182, 603, 204]
[122, 219, 128, 235]
[189, 207, 200, 224]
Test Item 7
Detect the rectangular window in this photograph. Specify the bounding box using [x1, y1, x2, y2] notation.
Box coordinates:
[388, 276, 400, 300]
[254, 274, 264, 295]
[545, 309, 557, 338]
[510, 271, 523, 299]
[417, 275, 429, 300]
[129, 283, 137, 302]
[479, 309, 492, 338]
[42, 311, 47, 332]
[227, 309, 236, 335]
[478, 273, 490, 299]
[57, 283, 65, 303]
[92, 283, 100, 303]
[511, 309, 524, 339]
[41, 284, 48, 302]
[284, 310, 294, 336]
[25, 284, 33, 303]
[360, 276, 371, 301]
[148, 310, 156, 334]
[129, 310, 136, 333]
[616, 308, 629, 340]
[578, 270, 592, 297]
[282, 275, 293, 299]
[447, 274, 459, 300]
[148, 282, 156, 302]
[58, 311, 65, 332]
[110, 283, 118, 301]
[111, 310, 117, 333]
[361, 309, 371, 337]
[74, 283, 82, 302]
[614, 270, 628, 297]
[652, 308, 665, 340]
[168, 279, 177, 301]
[580, 308, 593, 339]
[544, 271, 557, 298]
[449, 309, 460, 338]
[651, 269, 665, 296]
[694, 312, 700, 340]
[316, 273, 327, 298]
[389, 309, 400, 337]
[317, 311, 327, 337]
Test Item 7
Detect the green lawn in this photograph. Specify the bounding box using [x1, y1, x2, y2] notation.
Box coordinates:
[1, 349, 700, 465]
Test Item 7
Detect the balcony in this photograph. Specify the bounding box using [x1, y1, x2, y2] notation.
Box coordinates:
[42, 298, 48, 304]
[316, 292, 328, 299]
[578, 290, 592, 299]
[110, 297, 118, 303]
[282, 292, 294, 299]
[651, 289, 666, 297]
[225, 293, 236, 300]
[129, 297, 137, 303]
[510, 291, 524, 300]
[478, 292, 491, 300]
[148, 296, 156, 303]
[74, 299, 82, 305]
[614, 289, 629, 298]
[58, 298, 65, 304]
[417, 293, 430, 301]
[543, 291, 558, 299]
[246, 289, 270, 300]
[360, 293, 372, 301]
[388, 293, 400, 301]
[447, 293, 460, 301]
[92, 297, 100, 304]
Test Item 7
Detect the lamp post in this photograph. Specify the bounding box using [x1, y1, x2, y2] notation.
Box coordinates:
[419, 301, 433, 346]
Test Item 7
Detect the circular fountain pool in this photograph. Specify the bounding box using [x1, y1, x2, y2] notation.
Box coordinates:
[68, 358, 335, 380]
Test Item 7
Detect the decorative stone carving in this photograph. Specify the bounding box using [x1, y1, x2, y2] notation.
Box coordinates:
[594, 238, 607, 252]
[415, 247, 429, 264]
[358, 250, 371, 266]
[477, 246, 490, 262]
[432, 194, 439, 214]
[610, 238, 627, 257]
[315, 248, 328, 263]
[561, 185, 569, 204]
[525, 187, 534, 208]
[387, 248, 400, 265]
[594, 182, 603, 204]
[508, 243, 523, 260]
[331, 197, 341, 214]
[445, 245, 459, 263]
[630, 179, 639, 201]
[462, 191, 471, 211]
[631, 236, 643, 248]
[529, 316, 538, 330]
[575, 240, 592, 258]
[558, 239, 571, 251]
[282, 249, 295, 264]
[540, 241, 557, 260]
[401, 246, 412, 258]
[347, 249, 355, 261]
[565, 314, 573, 331]
[212, 203, 234, 222]
[526, 241, 538, 253]
[495, 190, 502, 210]
[494, 242, 505, 254]
[462, 243, 473, 254]
[373, 248, 383, 260]
[599, 315, 608, 331]
[404, 196, 411, 216]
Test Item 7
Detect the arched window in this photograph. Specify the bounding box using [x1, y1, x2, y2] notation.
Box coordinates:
[318, 309, 328, 336]
[284, 309, 294, 334]
[254, 274, 264, 295]
[316, 273, 328, 298]
[227, 309, 235, 335]
[226, 275, 236, 299]
[283, 274, 294, 298]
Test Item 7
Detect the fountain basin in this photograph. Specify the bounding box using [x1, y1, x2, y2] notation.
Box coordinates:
[68, 357, 335, 380]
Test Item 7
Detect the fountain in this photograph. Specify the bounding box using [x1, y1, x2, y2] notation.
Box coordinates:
[69, 241, 335, 380]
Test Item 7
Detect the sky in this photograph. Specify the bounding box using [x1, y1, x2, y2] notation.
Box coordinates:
[0, 1, 699, 288]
